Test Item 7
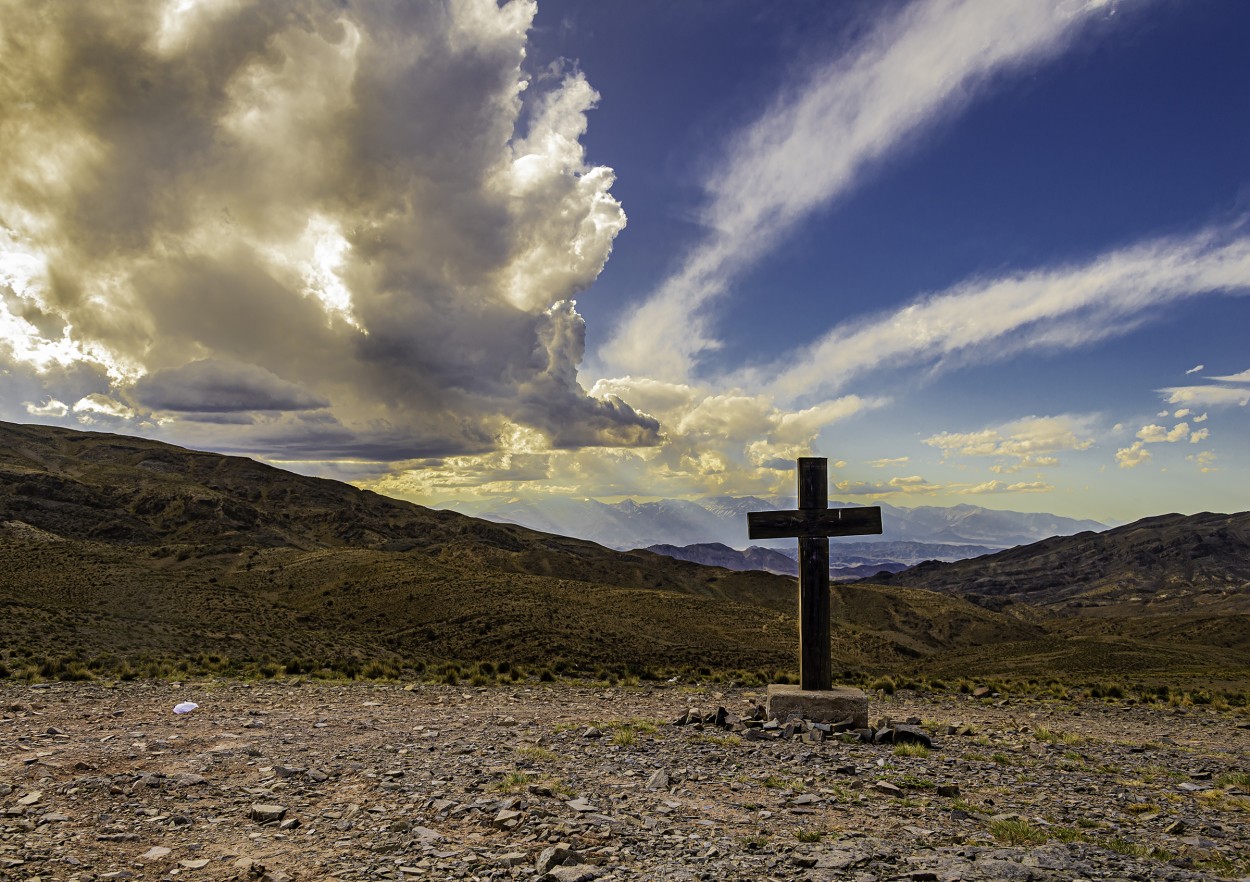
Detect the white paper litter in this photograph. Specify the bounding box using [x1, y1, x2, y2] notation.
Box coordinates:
[173, 701, 199, 714]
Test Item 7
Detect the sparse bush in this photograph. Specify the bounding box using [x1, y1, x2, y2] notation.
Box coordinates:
[1088, 682, 1125, 700]
[1034, 726, 1083, 746]
[893, 742, 929, 758]
[57, 662, 94, 682]
[989, 818, 1048, 846]
[362, 660, 399, 680]
[517, 745, 558, 762]
[493, 771, 532, 792]
[870, 676, 896, 695]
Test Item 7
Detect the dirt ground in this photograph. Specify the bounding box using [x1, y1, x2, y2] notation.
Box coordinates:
[2, 678, 1248, 881]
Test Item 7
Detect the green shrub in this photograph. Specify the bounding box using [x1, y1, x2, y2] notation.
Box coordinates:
[870, 676, 896, 695]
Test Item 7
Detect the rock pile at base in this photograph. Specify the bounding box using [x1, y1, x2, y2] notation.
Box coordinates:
[673, 702, 943, 748]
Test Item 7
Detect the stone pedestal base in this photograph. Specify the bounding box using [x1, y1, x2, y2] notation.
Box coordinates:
[766, 684, 868, 728]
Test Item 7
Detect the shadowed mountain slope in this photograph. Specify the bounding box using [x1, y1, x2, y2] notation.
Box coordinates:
[866, 511, 1250, 676]
[872, 511, 1250, 611]
[0, 421, 1033, 674]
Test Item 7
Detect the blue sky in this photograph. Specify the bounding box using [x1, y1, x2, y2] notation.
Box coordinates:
[0, 0, 1247, 524]
[524, 0, 1250, 522]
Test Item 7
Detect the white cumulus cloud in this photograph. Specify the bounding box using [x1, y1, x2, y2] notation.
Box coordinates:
[1136, 422, 1190, 443]
[1115, 441, 1151, 469]
[0, 0, 652, 462]
[923, 414, 1096, 469]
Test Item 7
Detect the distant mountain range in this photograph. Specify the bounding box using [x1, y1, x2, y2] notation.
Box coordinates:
[643, 541, 993, 580]
[442, 495, 1106, 556]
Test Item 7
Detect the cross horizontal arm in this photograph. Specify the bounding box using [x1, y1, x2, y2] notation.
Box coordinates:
[747, 506, 883, 540]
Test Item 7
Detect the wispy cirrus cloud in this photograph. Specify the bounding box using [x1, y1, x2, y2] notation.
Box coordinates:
[1160, 367, 1250, 409]
[966, 480, 1053, 495]
[834, 475, 941, 497]
[766, 230, 1250, 404]
[1211, 369, 1250, 382]
[600, 0, 1121, 382]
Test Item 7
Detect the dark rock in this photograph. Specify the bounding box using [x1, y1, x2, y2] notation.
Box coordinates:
[536, 844, 579, 874]
[249, 804, 287, 823]
[544, 866, 601, 882]
[891, 725, 934, 748]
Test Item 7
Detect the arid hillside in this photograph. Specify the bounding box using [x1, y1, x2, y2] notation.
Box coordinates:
[0, 421, 1033, 679]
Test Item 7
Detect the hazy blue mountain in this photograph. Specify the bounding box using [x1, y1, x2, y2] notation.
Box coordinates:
[442, 496, 729, 550]
[439, 496, 1106, 552]
[644, 543, 800, 575]
[643, 542, 912, 580]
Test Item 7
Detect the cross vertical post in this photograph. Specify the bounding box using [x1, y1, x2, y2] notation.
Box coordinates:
[797, 457, 832, 691]
[747, 457, 883, 697]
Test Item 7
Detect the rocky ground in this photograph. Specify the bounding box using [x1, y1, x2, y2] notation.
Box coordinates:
[2, 679, 1248, 882]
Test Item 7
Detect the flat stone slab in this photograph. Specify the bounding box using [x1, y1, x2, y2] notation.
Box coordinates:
[766, 684, 868, 728]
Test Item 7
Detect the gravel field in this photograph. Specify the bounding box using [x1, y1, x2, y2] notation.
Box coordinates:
[2, 679, 1248, 882]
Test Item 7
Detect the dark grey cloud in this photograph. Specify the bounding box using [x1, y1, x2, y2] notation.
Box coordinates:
[0, 0, 657, 465]
[131, 359, 329, 413]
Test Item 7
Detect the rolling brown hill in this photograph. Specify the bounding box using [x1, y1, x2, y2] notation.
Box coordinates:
[0, 421, 1034, 677]
[866, 510, 1250, 681]
[872, 510, 1250, 612]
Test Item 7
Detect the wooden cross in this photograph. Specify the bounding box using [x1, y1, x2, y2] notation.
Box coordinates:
[747, 458, 882, 691]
